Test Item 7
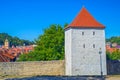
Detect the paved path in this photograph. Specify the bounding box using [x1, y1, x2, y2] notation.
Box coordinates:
[6, 76, 105, 80]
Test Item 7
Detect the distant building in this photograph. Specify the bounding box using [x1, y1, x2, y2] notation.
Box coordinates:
[106, 45, 117, 53]
[4, 39, 9, 49]
[0, 40, 35, 62]
[106, 44, 120, 53]
[65, 7, 107, 75]
[116, 45, 120, 49]
[106, 42, 112, 47]
[0, 49, 16, 62]
[112, 43, 117, 47]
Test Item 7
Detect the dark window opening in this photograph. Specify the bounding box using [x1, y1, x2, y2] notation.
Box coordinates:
[83, 44, 85, 48]
[82, 32, 84, 35]
[93, 31, 95, 35]
[93, 44, 95, 48]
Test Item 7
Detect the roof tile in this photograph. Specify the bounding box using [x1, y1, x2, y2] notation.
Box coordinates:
[66, 7, 105, 29]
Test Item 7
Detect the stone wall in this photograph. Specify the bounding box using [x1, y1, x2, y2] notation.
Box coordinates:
[0, 60, 65, 76]
[1, 60, 120, 76]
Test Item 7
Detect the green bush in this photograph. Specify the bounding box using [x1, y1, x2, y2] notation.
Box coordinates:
[106, 50, 120, 60]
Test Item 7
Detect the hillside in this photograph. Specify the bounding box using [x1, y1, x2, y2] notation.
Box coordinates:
[0, 33, 34, 47]
[106, 36, 120, 45]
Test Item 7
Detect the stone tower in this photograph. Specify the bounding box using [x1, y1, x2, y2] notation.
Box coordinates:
[65, 7, 107, 76]
[4, 39, 9, 49]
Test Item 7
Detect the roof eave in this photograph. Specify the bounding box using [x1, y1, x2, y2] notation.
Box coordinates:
[65, 26, 105, 30]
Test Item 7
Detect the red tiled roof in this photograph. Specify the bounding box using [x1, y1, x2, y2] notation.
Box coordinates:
[66, 7, 105, 29]
[0, 53, 9, 62]
[106, 45, 120, 53]
[0, 49, 15, 62]
[2, 53, 14, 59]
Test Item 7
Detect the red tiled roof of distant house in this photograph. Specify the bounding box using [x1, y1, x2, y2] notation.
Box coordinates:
[66, 7, 105, 29]
[0, 53, 9, 62]
[106, 45, 118, 53]
[0, 45, 34, 62]
[0, 50, 9, 62]
[2, 53, 14, 59]
[107, 48, 117, 53]
[0, 49, 15, 62]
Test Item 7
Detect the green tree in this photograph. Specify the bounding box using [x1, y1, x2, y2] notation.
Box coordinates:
[106, 50, 120, 60]
[0, 33, 34, 46]
[18, 24, 67, 61]
[106, 51, 111, 60]
[106, 36, 120, 45]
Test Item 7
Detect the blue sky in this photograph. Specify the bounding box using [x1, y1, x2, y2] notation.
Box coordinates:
[0, 0, 120, 41]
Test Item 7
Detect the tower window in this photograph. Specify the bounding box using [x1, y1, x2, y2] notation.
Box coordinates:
[83, 44, 85, 48]
[93, 31, 95, 35]
[93, 44, 95, 48]
[82, 32, 84, 35]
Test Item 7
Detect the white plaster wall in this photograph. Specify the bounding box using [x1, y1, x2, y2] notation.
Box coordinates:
[65, 28, 72, 75]
[65, 28, 107, 76]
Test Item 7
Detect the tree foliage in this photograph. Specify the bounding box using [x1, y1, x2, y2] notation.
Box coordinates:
[106, 36, 120, 45]
[0, 33, 34, 47]
[106, 50, 120, 60]
[18, 24, 67, 61]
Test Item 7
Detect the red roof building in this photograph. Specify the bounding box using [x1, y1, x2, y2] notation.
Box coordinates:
[0, 49, 15, 62]
[65, 7, 107, 75]
[0, 45, 34, 62]
[66, 7, 105, 29]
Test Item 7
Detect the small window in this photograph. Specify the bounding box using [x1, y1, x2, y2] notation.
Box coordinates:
[93, 44, 95, 48]
[93, 31, 95, 35]
[82, 32, 84, 35]
[83, 44, 85, 48]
